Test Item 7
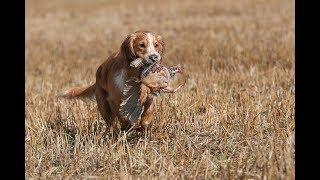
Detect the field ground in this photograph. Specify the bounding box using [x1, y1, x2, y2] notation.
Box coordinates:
[26, 0, 294, 179]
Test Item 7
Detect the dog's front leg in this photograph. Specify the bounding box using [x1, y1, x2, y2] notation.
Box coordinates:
[140, 97, 155, 130]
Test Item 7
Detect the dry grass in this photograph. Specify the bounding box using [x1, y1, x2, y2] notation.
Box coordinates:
[26, 0, 294, 179]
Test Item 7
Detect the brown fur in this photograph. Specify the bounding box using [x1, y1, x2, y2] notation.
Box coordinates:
[62, 30, 165, 131]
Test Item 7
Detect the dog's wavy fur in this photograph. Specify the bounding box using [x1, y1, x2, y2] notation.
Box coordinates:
[62, 30, 165, 131]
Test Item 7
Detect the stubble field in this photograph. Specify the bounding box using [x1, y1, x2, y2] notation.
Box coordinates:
[26, 0, 294, 179]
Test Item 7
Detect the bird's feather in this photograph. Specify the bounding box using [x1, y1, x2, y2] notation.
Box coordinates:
[130, 58, 144, 68]
[119, 78, 144, 124]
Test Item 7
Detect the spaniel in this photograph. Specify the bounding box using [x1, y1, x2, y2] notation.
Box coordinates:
[62, 30, 165, 131]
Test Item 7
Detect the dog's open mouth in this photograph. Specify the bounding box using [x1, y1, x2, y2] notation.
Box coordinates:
[130, 58, 160, 78]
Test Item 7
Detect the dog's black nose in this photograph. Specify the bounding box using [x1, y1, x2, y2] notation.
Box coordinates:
[149, 54, 159, 62]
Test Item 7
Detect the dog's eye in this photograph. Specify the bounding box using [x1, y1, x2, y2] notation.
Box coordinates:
[139, 43, 145, 48]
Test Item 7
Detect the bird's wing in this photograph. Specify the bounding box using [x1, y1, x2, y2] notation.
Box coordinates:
[119, 78, 144, 124]
[130, 58, 144, 68]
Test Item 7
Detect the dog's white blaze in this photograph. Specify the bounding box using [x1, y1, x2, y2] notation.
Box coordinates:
[146, 33, 156, 54]
[146, 33, 160, 58]
[114, 69, 126, 91]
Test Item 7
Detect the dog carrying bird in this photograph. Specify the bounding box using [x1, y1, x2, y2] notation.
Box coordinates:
[61, 30, 185, 131]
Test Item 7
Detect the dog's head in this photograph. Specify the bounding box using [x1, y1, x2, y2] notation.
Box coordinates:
[121, 30, 165, 66]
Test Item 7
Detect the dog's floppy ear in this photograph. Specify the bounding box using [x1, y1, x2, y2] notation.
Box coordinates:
[121, 33, 136, 61]
[157, 34, 165, 56]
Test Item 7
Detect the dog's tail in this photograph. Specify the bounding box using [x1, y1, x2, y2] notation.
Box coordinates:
[59, 84, 96, 99]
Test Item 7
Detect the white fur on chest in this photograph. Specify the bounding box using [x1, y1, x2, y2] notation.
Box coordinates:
[114, 69, 126, 91]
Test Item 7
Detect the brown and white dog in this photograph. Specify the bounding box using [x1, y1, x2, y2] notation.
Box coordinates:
[62, 30, 165, 131]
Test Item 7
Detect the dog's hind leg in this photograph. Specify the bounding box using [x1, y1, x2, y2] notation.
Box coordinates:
[95, 85, 115, 128]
